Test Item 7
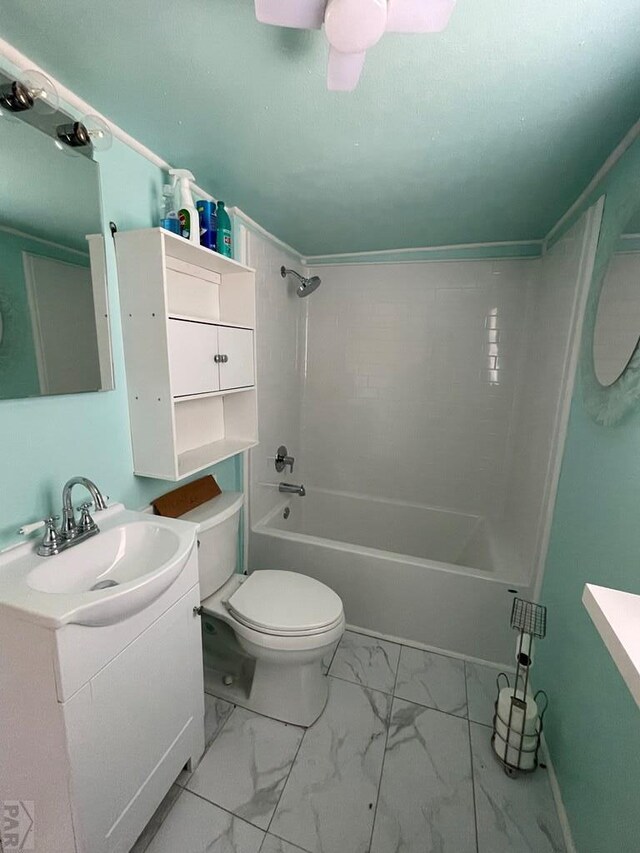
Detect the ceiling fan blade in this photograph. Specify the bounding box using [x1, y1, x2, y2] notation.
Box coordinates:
[327, 47, 367, 91]
[254, 0, 326, 29]
[386, 0, 456, 33]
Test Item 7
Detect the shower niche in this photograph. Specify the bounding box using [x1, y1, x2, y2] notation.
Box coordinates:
[115, 227, 258, 479]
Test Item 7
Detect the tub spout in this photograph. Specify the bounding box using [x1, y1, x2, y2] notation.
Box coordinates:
[279, 483, 306, 497]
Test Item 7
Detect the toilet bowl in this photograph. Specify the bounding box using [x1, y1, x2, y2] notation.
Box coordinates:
[181, 492, 345, 726]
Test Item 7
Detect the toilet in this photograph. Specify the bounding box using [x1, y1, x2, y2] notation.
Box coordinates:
[182, 492, 345, 726]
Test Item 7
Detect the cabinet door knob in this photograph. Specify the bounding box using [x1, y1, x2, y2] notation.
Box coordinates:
[214, 354, 223, 364]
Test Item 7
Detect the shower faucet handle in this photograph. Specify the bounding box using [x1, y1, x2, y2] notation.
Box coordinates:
[275, 445, 294, 474]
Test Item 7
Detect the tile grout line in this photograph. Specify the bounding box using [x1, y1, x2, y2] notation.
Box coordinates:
[181, 786, 268, 832]
[464, 662, 481, 853]
[263, 716, 310, 839]
[326, 670, 396, 696]
[178, 702, 239, 789]
[327, 671, 470, 723]
[324, 638, 340, 673]
[364, 642, 403, 852]
[261, 830, 313, 853]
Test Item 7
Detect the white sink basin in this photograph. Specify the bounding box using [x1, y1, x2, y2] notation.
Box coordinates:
[0, 504, 198, 627]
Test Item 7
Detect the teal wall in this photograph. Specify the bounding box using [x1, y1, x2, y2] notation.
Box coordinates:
[0, 137, 242, 550]
[537, 138, 640, 852]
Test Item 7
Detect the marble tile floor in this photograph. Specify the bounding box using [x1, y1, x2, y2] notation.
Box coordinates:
[132, 630, 566, 853]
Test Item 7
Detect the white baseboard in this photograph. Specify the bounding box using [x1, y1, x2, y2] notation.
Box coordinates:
[540, 732, 577, 853]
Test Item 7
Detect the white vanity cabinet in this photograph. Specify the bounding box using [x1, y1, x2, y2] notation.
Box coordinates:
[115, 228, 258, 480]
[0, 544, 205, 853]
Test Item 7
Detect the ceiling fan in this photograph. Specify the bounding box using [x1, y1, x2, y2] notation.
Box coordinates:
[254, 0, 457, 91]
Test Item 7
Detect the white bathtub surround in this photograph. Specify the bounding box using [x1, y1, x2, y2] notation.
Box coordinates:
[250, 225, 598, 662]
[328, 630, 401, 693]
[247, 231, 307, 526]
[395, 646, 468, 717]
[504, 207, 603, 594]
[370, 699, 477, 853]
[186, 707, 305, 830]
[300, 259, 536, 516]
[269, 677, 392, 853]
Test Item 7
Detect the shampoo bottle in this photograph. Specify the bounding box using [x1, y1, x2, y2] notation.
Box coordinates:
[169, 168, 200, 245]
[217, 201, 232, 257]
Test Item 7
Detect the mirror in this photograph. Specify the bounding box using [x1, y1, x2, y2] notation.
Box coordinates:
[0, 106, 113, 401]
[593, 225, 640, 387]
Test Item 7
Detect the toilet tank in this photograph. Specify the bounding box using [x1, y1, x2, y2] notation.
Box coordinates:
[180, 492, 244, 599]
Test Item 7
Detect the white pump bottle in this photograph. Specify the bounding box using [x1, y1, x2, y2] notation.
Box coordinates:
[168, 168, 200, 245]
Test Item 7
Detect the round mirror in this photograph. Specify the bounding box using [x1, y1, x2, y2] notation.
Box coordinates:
[593, 228, 640, 387]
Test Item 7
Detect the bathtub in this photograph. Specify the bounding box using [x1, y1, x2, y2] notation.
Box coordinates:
[250, 488, 532, 665]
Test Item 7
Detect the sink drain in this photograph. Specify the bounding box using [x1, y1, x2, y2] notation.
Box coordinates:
[90, 579, 119, 591]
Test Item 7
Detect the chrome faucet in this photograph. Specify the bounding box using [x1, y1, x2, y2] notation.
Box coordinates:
[279, 482, 306, 497]
[60, 476, 108, 541]
[33, 477, 108, 556]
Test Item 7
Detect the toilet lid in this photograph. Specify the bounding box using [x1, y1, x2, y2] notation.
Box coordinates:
[227, 570, 344, 636]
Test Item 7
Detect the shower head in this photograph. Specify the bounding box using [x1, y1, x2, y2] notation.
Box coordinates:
[281, 266, 321, 298]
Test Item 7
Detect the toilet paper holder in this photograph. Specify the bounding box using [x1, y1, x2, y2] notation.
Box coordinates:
[491, 598, 549, 777]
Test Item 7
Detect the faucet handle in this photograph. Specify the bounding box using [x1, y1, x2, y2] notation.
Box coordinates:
[275, 445, 295, 474]
[38, 516, 62, 556]
[77, 503, 98, 534]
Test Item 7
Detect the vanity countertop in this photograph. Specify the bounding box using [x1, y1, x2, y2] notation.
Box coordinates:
[583, 583, 640, 709]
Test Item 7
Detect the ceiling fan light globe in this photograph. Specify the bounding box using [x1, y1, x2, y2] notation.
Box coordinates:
[325, 0, 387, 53]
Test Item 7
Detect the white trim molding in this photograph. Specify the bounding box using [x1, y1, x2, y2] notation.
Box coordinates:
[304, 239, 543, 266]
[540, 733, 578, 853]
[544, 114, 640, 251]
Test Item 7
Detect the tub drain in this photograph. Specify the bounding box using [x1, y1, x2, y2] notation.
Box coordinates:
[90, 579, 119, 591]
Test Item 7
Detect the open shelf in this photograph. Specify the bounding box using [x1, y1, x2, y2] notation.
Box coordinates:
[173, 386, 254, 403]
[178, 438, 259, 479]
[160, 227, 254, 276]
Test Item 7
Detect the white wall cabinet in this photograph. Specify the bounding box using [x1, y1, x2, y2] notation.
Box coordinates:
[114, 228, 258, 480]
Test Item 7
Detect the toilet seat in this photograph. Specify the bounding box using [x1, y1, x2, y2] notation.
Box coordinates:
[201, 570, 345, 652]
[227, 570, 344, 637]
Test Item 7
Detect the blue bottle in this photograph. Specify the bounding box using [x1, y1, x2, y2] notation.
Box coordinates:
[196, 200, 217, 251]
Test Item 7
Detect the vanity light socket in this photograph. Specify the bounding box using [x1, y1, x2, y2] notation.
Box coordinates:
[0, 80, 33, 112]
[56, 120, 92, 148]
[0, 70, 59, 115]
